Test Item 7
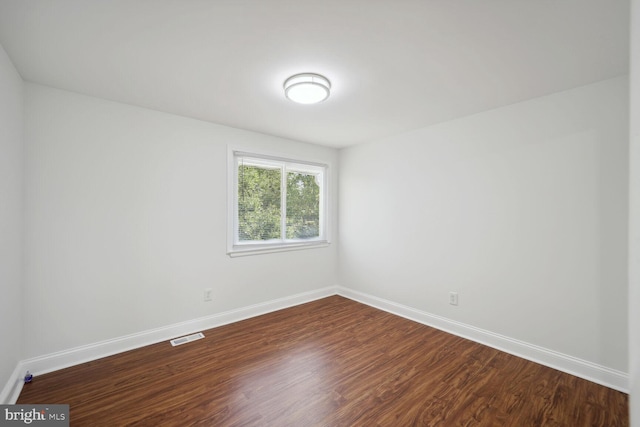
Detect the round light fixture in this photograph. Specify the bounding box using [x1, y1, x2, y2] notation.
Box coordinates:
[284, 73, 331, 104]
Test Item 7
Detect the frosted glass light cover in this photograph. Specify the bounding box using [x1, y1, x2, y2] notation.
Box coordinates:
[284, 73, 331, 104]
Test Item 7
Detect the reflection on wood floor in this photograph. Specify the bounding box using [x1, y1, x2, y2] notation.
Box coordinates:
[18, 296, 628, 426]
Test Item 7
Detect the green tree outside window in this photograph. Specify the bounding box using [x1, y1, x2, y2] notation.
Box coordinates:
[238, 164, 321, 242]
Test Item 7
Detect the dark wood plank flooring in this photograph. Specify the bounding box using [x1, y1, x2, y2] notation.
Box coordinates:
[18, 296, 628, 426]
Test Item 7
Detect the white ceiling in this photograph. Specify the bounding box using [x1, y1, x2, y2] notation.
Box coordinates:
[0, 0, 630, 148]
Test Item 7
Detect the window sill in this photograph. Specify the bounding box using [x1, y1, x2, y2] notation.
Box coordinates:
[227, 241, 330, 258]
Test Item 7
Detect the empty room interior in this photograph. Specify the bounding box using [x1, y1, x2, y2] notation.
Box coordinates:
[1, 0, 639, 425]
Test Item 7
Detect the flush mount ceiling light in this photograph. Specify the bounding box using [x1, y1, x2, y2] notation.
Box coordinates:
[284, 73, 331, 104]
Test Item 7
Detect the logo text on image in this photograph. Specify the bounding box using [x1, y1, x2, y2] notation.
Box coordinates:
[1, 405, 68, 426]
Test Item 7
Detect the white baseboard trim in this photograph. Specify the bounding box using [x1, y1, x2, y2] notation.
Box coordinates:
[0, 362, 26, 404]
[6, 286, 336, 403]
[4, 285, 628, 403]
[336, 286, 629, 393]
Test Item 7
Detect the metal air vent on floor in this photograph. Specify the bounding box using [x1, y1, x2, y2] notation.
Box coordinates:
[170, 332, 205, 346]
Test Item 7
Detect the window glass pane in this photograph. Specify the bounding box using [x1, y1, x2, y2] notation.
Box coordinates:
[238, 164, 281, 241]
[286, 171, 320, 239]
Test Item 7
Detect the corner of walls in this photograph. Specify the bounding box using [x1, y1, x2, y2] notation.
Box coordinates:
[19, 84, 340, 390]
[629, 0, 640, 423]
[0, 42, 24, 403]
[0, 364, 26, 405]
[5, 286, 337, 404]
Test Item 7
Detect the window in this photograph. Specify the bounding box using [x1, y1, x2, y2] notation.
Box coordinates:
[228, 149, 329, 256]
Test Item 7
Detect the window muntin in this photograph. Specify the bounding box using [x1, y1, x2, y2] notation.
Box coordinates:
[230, 151, 328, 255]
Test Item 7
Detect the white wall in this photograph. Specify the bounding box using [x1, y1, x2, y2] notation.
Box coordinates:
[0, 44, 23, 395]
[23, 84, 338, 359]
[339, 77, 629, 373]
[629, 0, 639, 423]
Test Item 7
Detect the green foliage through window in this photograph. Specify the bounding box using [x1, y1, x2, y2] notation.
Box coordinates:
[236, 157, 324, 243]
[286, 172, 320, 239]
[238, 165, 281, 241]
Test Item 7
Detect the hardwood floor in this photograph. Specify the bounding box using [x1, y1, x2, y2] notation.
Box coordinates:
[18, 296, 628, 426]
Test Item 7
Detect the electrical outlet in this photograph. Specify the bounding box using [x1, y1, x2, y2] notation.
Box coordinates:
[449, 292, 458, 306]
[204, 288, 213, 302]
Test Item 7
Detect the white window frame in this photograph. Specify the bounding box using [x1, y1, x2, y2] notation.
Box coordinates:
[227, 147, 330, 257]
